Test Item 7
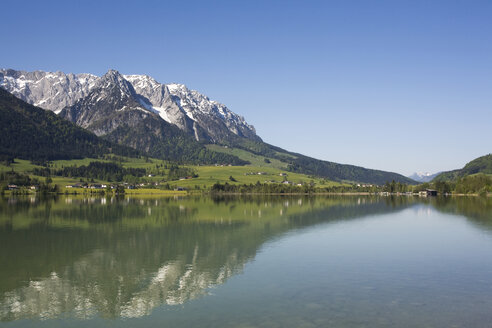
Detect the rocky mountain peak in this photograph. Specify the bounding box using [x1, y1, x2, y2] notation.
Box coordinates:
[124, 74, 161, 91]
[0, 68, 97, 113]
[2, 68, 260, 143]
[96, 70, 135, 97]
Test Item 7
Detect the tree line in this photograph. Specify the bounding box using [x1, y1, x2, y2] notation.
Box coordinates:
[32, 162, 146, 182]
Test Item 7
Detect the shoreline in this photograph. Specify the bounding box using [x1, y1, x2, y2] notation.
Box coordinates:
[1, 190, 490, 197]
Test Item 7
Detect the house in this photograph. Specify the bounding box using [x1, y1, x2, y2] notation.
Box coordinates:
[419, 189, 438, 197]
[68, 184, 84, 188]
[426, 189, 438, 196]
[90, 184, 103, 189]
[7, 185, 18, 190]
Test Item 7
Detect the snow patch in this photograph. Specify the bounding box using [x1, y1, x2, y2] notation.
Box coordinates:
[193, 122, 200, 141]
[137, 97, 173, 123]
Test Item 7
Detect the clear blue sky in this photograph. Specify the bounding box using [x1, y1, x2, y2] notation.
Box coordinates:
[2, 0, 491, 176]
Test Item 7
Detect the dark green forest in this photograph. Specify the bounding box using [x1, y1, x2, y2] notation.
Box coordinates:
[102, 118, 248, 165]
[0, 88, 138, 161]
[33, 162, 146, 182]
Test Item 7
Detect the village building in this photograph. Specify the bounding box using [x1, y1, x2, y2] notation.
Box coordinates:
[420, 189, 438, 197]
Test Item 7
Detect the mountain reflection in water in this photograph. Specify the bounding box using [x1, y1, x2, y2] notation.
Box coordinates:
[10, 194, 492, 326]
[0, 195, 416, 321]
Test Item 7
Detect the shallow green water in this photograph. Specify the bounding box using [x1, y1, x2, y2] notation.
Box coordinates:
[1, 195, 492, 327]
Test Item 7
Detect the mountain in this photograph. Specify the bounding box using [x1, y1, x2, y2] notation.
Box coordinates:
[57, 70, 246, 164]
[125, 75, 258, 142]
[408, 172, 440, 183]
[0, 69, 97, 114]
[1, 68, 258, 143]
[434, 154, 492, 181]
[1, 68, 414, 184]
[0, 88, 137, 161]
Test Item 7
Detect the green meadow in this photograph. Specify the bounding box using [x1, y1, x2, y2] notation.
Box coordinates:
[0, 155, 345, 193]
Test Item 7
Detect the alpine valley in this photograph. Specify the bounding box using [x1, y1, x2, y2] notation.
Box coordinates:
[1, 68, 414, 184]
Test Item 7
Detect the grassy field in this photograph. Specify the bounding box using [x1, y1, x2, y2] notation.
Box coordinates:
[206, 144, 288, 169]
[50, 157, 169, 170]
[1, 155, 345, 192]
[0, 159, 42, 172]
[167, 164, 343, 189]
[0, 157, 165, 173]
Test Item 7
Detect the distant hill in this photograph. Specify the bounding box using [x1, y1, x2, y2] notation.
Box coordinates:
[211, 139, 417, 185]
[0, 88, 138, 161]
[434, 154, 492, 181]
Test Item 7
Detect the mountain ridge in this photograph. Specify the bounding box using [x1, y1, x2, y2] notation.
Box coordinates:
[1, 68, 415, 184]
[1, 68, 258, 143]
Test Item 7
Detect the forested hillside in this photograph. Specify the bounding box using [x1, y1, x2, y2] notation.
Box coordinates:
[435, 154, 492, 181]
[0, 88, 138, 161]
[219, 138, 416, 185]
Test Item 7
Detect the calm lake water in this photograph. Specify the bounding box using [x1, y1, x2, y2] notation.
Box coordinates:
[1, 195, 492, 327]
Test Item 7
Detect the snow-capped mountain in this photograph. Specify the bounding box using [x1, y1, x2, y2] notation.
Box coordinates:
[59, 69, 155, 136]
[51, 70, 248, 164]
[123, 74, 257, 142]
[0, 69, 97, 113]
[408, 172, 440, 183]
[0, 68, 258, 143]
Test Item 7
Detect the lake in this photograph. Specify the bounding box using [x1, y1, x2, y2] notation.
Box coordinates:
[1, 195, 492, 327]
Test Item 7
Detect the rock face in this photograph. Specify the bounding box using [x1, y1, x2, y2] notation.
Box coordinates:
[0, 69, 97, 114]
[54, 70, 247, 164]
[0, 68, 259, 143]
[59, 70, 153, 136]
